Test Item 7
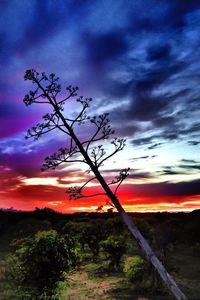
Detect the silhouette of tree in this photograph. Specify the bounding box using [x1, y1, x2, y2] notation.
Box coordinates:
[23, 69, 187, 300]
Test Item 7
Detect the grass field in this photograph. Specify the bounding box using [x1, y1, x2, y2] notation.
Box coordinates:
[63, 267, 168, 300]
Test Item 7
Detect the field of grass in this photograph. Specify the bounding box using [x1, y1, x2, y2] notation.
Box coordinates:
[62, 266, 168, 300]
[63, 268, 119, 299]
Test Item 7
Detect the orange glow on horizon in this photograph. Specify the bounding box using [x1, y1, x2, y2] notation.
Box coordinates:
[1, 171, 200, 213]
[1, 190, 200, 213]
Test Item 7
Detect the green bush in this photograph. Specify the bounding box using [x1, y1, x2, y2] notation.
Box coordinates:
[100, 235, 126, 270]
[123, 256, 147, 283]
[62, 221, 102, 259]
[6, 230, 78, 299]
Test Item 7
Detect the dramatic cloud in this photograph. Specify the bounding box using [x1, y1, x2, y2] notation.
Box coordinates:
[0, 0, 200, 212]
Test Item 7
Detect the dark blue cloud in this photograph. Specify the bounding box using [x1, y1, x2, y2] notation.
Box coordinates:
[188, 141, 200, 146]
[116, 58, 188, 124]
[147, 44, 171, 62]
[129, 179, 200, 197]
[0, 0, 90, 65]
[86, 31, 128, 64]
[168, 0, 200, 29]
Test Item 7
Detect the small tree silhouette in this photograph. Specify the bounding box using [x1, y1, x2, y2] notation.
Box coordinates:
[23, 69, 187, 300]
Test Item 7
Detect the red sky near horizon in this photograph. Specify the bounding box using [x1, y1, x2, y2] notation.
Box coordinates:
[1, 1, 200, 213]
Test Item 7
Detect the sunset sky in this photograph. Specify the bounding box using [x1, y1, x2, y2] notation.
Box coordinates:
[1, 0, 200, 213]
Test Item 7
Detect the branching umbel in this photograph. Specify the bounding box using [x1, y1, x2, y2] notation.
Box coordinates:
[41, 147, 85, 171]
[109, 168, 130, 195]
[24, 69, 128, 201]
[24, 69, 188, 300]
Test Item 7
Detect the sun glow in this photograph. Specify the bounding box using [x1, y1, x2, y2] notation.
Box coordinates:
[21, 176, 100, 188]
[22, 177, 59, 186]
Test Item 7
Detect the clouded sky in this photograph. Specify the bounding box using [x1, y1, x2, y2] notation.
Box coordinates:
[1, 0, 200, 212]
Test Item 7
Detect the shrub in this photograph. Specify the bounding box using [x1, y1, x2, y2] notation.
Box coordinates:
[62, 221, 102, 259]
[123, 256, 147, 283]
[102, 217, 124, 238]
[100, 235, 126, 270]
[6, 230, 78, 299]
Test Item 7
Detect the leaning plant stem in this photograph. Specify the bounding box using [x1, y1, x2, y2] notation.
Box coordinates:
[37, 81, 188, 300]
[56, 109, 187, 300]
